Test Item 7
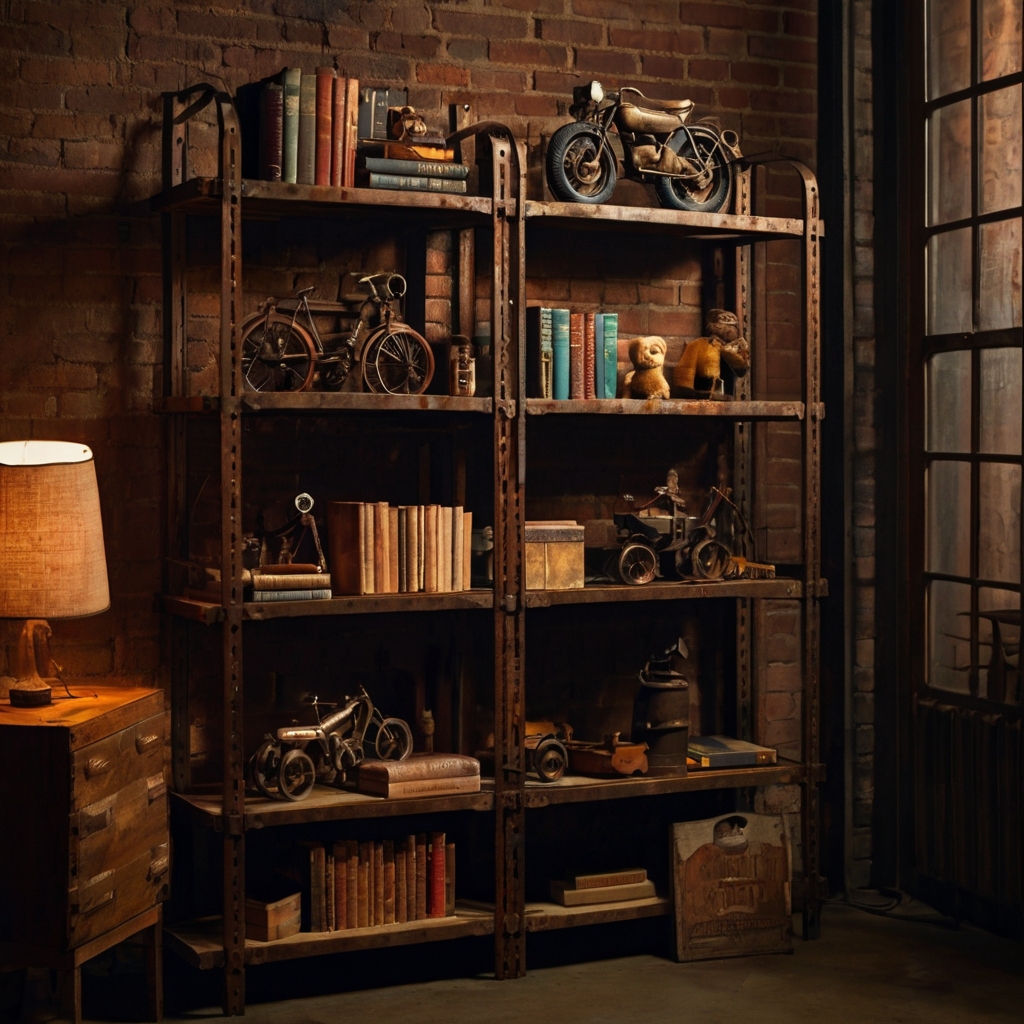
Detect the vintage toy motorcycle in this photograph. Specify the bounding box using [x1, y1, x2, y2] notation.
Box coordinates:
[546, 81, 742, 212]
[249, 687, 413, 801]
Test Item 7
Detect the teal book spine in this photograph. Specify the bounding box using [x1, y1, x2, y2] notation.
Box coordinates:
[367, 173, 467, 194]
[594, 313, 605, 400]
[282, 68, 301, 184]
[551, 309, 570, 400]
[251, 588, 332, 602]
[602, 312, 619, 399]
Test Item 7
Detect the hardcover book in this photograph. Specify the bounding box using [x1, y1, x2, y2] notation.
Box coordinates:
[583, 312, 596, 399]
[687, 736, 778, 768]
[415, 834, 427, 920]
[356, 773, 481, 800]
[364, 157, 469, 180]
[428, 832, 446, 918]
[346, 840, 358, 929]
[602, 312, 619, 398]
[594, 313, 605, 400]
[296, 72, 317, 185]
[343, 77, 360, 187]
[549, 878, 656, 906]
[259, 83, 284, 181]
[381, 141, 455, 162]
[330, 74, 345, 187]
[565, 868, 647, 890]
[526, 306, 554, 399]
[281, 68, 301, 184]
[367, 172, 468, 194]
[251, 588, 331, 602]
[327, 501, 366, 595]
[395, 847, 407, 923]
[332, 841, 347, 930]
[569, 313, 585, 399]
[551, 309, 571, 400]
[314, 67, 334, 186]
[405, 835, 417, 922]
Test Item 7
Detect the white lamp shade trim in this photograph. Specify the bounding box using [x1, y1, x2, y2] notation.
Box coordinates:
[0, 440, 93, 466]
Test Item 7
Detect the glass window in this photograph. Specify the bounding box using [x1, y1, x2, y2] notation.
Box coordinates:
[980, 0, 1023, 81]
[979, 347, 1022, 454]
[927, 461, 973, 576]
[928, 0, 972, 98]
[927, 350, 973, 451]
[928, 228, 974, 333]
[978, 462, 1021, 582]
[928, 579, 973, 692]
[977, 587, 1021, 702]
[979, 85, 1022, 215]
[979, 218, 1023, 331]
[928, 99, 972, 226]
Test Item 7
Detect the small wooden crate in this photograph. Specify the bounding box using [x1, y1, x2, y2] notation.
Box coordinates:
[525, 521, 585, 590]
[245, 893, 302, 943]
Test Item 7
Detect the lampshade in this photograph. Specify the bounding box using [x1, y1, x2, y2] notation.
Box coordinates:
[0, 440, 109, 619]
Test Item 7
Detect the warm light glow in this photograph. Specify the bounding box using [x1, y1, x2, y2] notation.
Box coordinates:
[0, 440, 93, 466]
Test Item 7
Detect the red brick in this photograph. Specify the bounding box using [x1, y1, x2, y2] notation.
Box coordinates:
[64, 140, 123, 170]
[752, 89, 815, 114]
[6, 138, 61, 166]
[0, 82, 63, 109]
[785, 11, 818, 39]
[378, 33, 441, 58]
[641, 55, 686, 79]
[0, 165, 121, 197]
[473, 68, 528, 92]
[176, 11, 258, 39]
[784, 66, 817, 90]
[416, 63, 470, 86]
[127, 7, 176, 34]
[689, 59, 728, 81]
[573, 0, 674, 19]
[719, 86, 750, 108]
[496, 0, 564, 11]
[491, 41, 568, 67]
[19, 58, 111, 86]
[679, 3, 778, 33]
[578, 48, 640, 75]
[749, 35, 817, 65]
[731, 61, 780, 86]
[534, 70, 589, 93]
[71, 29, 127, 60]
[328, 27, 369, 49]
[707, 28, 746, 60]
[448, 39, 488, 62]
[432, 10, 529, 38]
[609, 28, 703, 53]
[540, 19, 605, 46]
[283, 21, 323, 46]
[3, 23, 69, 56]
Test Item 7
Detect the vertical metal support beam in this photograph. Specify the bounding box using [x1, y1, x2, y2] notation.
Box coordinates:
[217, 96, 246, 1015]
[490, 132, 526, 980]
[795, 163, 823, 938]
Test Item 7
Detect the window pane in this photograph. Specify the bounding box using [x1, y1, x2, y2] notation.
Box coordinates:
[927, 349, 973, 451]
[980, 347, 1022, 454]
[927, 460, 972, 576]
[981, 0, 1023, 80]
[978, 462, 1021, 582]
[928, 579, 972, 691]
[979, 218, 1023, 330]
[928, 0, 972, 98]
[928, 228, 973, 334]
[979, 85, 1022, 215]
[928, 99, 972, 225]
[978, 588, 1020, 702]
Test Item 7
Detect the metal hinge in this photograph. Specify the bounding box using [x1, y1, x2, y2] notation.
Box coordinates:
[496, 397, 517, 420]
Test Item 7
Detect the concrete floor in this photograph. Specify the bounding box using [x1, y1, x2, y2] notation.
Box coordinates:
[163, 903, 1022, 1024]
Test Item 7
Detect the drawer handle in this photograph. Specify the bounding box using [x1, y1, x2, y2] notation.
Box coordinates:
[135, 733, 161, 754]
[80, 804, 113, 837]
[147, 774, 167, 802]
[85, 756, 111, 779]
[149, 853, 170, 879]
[82, 889, 115, 916]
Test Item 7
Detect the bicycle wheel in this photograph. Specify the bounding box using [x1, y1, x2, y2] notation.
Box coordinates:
[375, 717, 413, 760]
[240, 313, 317, 392]
[362, 324, 435, 395]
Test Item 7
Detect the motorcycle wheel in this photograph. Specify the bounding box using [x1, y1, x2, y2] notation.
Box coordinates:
[546, 122, 617, 205]
[618, 540, 658, 586]
[250, 739, 282, 799]
[654, 124, 733, 214]
[375, 717, 414, 761]
[533, 738, 568, 783]
[277, 747, 317, 801]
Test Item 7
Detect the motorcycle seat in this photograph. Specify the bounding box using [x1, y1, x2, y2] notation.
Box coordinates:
[620, 88, 694, 115]
[618, 103, 692, 135]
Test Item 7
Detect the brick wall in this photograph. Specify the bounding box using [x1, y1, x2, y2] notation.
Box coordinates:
[0, 0, 819, 720]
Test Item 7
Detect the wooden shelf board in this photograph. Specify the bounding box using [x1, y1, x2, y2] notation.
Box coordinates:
[162, 591, 494, 623]
[524, 761, 805, 807]
[172, 780, 496, 830]
[158, 394, 492, 414]
[524, 896, 671, 932]
[166, 904, 495, 970]
[524, 200, 803, 239]
[526, 398, 804, 420]
[143, 178, 495, 221]
[525, 578, 803, 608]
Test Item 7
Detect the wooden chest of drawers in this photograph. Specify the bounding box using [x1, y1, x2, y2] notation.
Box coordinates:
[0, 686, 169, 963]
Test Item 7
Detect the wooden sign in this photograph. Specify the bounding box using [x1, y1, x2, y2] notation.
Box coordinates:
[671, 812, 791, 961]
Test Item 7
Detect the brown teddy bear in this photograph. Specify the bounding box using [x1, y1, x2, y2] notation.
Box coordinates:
[623, 336, 670, 399]
[671, 309, 749, 399]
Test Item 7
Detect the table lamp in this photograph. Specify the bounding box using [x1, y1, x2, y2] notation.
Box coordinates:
[0, 440, 109, 707]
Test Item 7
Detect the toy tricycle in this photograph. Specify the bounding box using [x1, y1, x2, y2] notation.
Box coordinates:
[249, 686, 413, 801]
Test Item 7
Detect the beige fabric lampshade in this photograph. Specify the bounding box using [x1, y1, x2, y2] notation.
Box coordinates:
[0, 440, 110, 618]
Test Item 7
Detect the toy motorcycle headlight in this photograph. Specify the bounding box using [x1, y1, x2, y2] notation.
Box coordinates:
[589, 81, 604, 103]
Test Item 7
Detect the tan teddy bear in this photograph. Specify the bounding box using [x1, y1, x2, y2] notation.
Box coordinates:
[622, 336, 670, 399]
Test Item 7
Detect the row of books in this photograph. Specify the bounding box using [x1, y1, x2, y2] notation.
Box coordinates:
[257, 67, 359, 187]
[279, 833, 455, 935]
[328, 502, 472, 596]
[527, 308, 620, 401]
[549, 867, 655, 907]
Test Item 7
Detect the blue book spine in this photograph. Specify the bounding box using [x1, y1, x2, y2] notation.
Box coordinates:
[602, 312, 619, 399]
[251, 589, 333, 602]
[594, 314, 605, 399]
[551, 309, 571, 400]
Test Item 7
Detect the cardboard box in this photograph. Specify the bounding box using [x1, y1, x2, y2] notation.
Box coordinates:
[525, 521, 585, 590]
[245, 892, 302, 943]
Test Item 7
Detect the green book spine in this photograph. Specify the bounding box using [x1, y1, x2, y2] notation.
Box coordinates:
[594, 313, 605, 399]
[551, 309, 570, 400]
[281, 68, 301, 184]
[602, 312, 619, 399]
[368, 173, 467, 194]
[364, 157, 469, 180]
[297, 72, 316, 185]
[526, 307, 553, 399]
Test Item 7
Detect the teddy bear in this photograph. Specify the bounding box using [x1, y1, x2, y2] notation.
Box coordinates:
[671, 309, 750, 399]
[622, 336, 671, 399]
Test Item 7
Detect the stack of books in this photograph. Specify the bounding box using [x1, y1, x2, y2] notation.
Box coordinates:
[687, 736, 778, 768]
[256, 67, 360, 187]
[280, 832, 454, 934]
[527, 307, 620, 400]
[327, 501, 473, 596]
[250, 563, 332, 603]
[355, 753, 481, 799]
[364, 155, 469, 195]
[549, 868, 656, 907]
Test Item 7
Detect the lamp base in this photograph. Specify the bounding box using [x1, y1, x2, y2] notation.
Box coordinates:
[8, 619, 59, 706]
[9, 676, 54, 707]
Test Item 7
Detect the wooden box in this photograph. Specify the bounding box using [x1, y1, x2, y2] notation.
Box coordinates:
[0, 686, 169, 959]
[245, 893, 302, 942]
[525, 521, 585, 590]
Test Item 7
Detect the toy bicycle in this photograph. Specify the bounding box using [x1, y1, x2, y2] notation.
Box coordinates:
[249, 686, 413, 801]
[240, 272, 435, 396]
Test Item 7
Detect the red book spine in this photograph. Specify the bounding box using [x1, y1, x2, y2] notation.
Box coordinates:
[331, 75, 345, 187]
[315, 67, 334, 186]
[428, 831, 446, 918]
[583, 312, 596, 399]
[569, 313, 584, 400]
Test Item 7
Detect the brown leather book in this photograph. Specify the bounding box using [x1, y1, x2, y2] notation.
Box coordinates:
[325, 849, 335, 931]
[358, 754, 481, 785]
[428, 832, 446, 918]
[375, 501, 390, 594]
[332, 842, 346, 930]
[373, 841, 385, 925]
[424, 505, 439, 593]
[345, 839, 358, 929]
[395, 846, 407, 923]
[297, 72, 316, 185]
[398, 507, 408, 593]
[445, 842, 456, 916]
[315, 67, 334, 186]
[415, 834, 427, 920]
[357, 774, 481, 799]
[383, 840, 396, 925]
[388, 506, 400, 593]
[439, 506, 453, 594]
[584, 312, 596, 399]
[327, 501, 364, 595]
[452, 505, 464, 592]
[357, 841, 370, 927]
[361, 503, 375, 594]
[331, 74, 345, 187]
[259, 83, 283, 181]
[343, 76, 360, 187]
[569, 313, 585, 400]
[405, 835, 417, 922]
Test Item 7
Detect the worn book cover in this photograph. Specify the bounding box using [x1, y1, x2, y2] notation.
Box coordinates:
[568, 312, 585, 400]
[452, 505, 464, 592]
[325, 849, 335, 931]
[688, 736, 778, 768]
[566, 868, 647, 890]
[395, 846, 408, 923]
[368, 172, 468, 194]
[397, 506, 408, 593]
[361, 502, 374, 594]
[463, 511, 473, 591]
[281, 68, 301, 183]
[550, 878, 655, 906]
[439, 506, 453, 594]
[383, 840, 396, 925]
[314, 67, 334, 186]
[551, 309, 571, 400]
[445, 842, 456, 916]
[357, 773, 481, 800]
[365, 156, 470, 179]
[296, 72, 316, 185]
[594, 313, 605, 400]
[327, 501, 364, 595]
[357, 841, 370, 928]
[375, 501, 390, 595]
[346, 839, 358, 929]
[428, 832, 446, 918]
[602, 312, 619, 398]
[259, 83, 283, 181]
[672, 812, 791, 961]
[424, 505, 439, 593]
[526, 306, 554, 400]
[373, 841, 385, 926]
[405, 835, 417, 923]
[388, 506, 400, 594]
[583, 312, 596, 399]
[359, 754, 481, 784]
[332, 841, 347, 931]
[330, 74, 345, 187]
[415, 834, 428, 920]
